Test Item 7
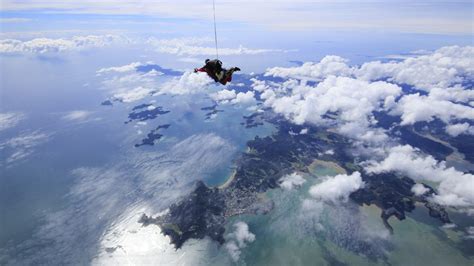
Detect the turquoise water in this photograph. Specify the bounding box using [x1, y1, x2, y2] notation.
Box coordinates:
[225, 163, 474, 266]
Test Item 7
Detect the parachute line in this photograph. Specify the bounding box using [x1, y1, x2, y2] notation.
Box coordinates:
[212, 0, 219, 59]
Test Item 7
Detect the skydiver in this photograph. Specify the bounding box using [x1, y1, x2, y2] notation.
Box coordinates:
[194, 59, 240, 85]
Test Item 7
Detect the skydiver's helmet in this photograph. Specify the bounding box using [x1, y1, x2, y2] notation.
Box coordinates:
[205, 59, 210, 63]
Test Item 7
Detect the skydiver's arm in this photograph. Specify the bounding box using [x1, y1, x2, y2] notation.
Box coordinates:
[194, 67, 207, 73]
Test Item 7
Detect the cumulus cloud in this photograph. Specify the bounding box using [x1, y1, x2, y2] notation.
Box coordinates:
[96, 62, 144, 75]
[147, 37, 288, 56]
[391, 93, 474, 126]
[98, 64, 162, 103]
[428, 86, 474, 103]
[257, 74, 401, 144]
[309, 172, 364, 203]
[210, 89, 236, 102]
[411, 183, 429, 196]
[323, 149, 335, 155]
[113, 86, 155, 103]
[0, 112, 25, 131]
[365, 145, 474, 211]
[159, 71, 213, 95]
[225, 222, 255, 262]
[445, 123, 474, 137]
[265, 55, 353, 80]
[355, 46, 474, 90]
[279, 173, 306, 190]
[0, 131, 50, 166]
[210, 89, 256, 105]
[254, 45, 474, 143]
[0, 35, 129, 54]
[97, 61, 215, 103]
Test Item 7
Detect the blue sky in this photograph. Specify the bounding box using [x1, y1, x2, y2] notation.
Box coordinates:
[1, 0, 473, 36]
[1, 1, 472, 72]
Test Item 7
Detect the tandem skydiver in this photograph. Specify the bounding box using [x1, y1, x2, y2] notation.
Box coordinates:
[194, 59, 240, 85]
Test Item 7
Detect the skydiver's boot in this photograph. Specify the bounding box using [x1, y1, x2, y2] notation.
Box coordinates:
[225, 67, 240, 78]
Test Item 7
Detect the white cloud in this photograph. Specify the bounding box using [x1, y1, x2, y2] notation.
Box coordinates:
[0, 35, 129, 54]
[97, 62, 144, 75]
[309, 172, 364, 203]
[356, 46, 474, 90]
[4, 133, 236, 264]
[93, 206, 217, 265]
[210, 89, 236, 102]
[112, 86, 155, 103]
[99, 65, 161, 102]
[255, 46, 474, 144]
[279, 173, 306, 190]
[411, 183, 429, 196]
[256, 74, 401, 144]
[428, 86, 474, 103]
[159, 71, 213, 95]
[0, 131, 50, 166]
[225, 222, 255, 262]
[1, 1, 471, 34]
[62, 110, 93, 121]
[97, 62, 215, 103]
[265, 55, 353, 80]
[147, 37, 289, 56]
[101, 69, 158, 93]
[210, 89, 256, 105]
[0, 112, 25, 131]
[365, 145, 474, 211]
[445, 123, 474, 137]
[233, 91, 256, 105]
[324, 149, 334, 155]
[391, 93, 474, 126]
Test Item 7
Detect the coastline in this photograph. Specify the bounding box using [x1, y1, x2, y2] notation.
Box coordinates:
[218, 170, 236, 189]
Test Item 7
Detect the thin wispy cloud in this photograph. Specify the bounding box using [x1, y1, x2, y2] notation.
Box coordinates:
[0, 131, 50, 166]
[1, 1, 472, 34]
[0, 112, 25, 132]
[0, 35, 130, 54]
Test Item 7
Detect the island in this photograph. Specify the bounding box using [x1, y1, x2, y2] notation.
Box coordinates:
[135, 124, 171, 147]
[201, 104, 224, 120]
[126, 104, 170, 124]
[139, 118, 452, 250]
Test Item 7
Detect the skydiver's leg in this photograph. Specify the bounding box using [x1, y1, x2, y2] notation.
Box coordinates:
[224, 67, 239, 80]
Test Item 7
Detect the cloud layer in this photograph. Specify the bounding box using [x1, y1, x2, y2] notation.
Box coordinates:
[2, 1, 472, 34]
[0, 35, 129, 54]
[147, 37, 288, 56]
[2, 133, 235, 264]
[365, 145, 474, 212]
[252, 46, 474, 141]
[0, 131, 50, 166]
[0, 112, 25, 132]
